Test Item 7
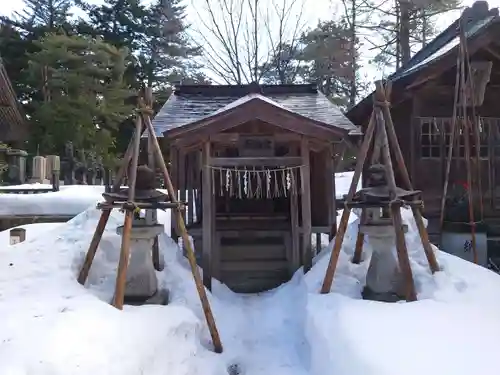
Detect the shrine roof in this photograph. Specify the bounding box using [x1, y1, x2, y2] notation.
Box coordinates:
[347, 0, 500, 122]
[150, 83, 360, 138]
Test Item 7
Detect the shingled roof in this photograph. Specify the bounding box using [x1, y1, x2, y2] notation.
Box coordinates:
[151, 83, 360, 137]
[0, 58, 26, 143]
[347, 1, 500, 122]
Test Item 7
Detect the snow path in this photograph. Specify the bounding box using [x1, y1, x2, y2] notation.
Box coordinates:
[213, 274, 311, 375]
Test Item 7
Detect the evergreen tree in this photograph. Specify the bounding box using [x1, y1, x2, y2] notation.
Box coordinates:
[27, 33, 133, 164]
[6, 0, 74, 32]
[137, 0, 202, 89]
[299, 20, 359, 110]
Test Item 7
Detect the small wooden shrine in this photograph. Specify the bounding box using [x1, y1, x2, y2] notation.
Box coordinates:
[347, 1, 500, 246]
[151, 83, 360, 293]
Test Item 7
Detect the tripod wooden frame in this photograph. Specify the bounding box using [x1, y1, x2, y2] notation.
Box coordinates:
[320, 80, 440, 301]
[76, 88, 223, 353]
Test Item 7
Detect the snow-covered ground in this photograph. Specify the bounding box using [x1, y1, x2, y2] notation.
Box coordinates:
[1, 171, 499, 374]
[0, 203, 499, 375]
[0, 171, 356, 217]
[0, 222, 63, 247]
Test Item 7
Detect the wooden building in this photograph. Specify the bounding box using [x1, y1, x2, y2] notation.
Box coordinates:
[0, 57, 27, 145]
[151, 83, 360, 292]
[347, 1, 500, 243]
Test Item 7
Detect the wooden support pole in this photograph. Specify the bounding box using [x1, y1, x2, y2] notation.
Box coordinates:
[77, 209, 112, 284]
[377, 81, 440, 274]
[141, 105, 223, 354]
[352, 209, 366, 264]
[148, 131, 162, 272]
[113, 115, 142, 310]
[321, 111, 376, 294]
[391, 204, 417, 302]
[77, 123, 141, 286]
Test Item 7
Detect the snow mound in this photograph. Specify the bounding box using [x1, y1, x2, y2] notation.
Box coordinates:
[0, 222, 63, 247]
[0, 205, 499, 375]
[0, 186, 104, 216]
[0, 207, 224, 375]
[304, 208, 500, 375]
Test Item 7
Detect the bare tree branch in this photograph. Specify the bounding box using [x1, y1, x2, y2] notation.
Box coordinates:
[191, 0, 306, 84]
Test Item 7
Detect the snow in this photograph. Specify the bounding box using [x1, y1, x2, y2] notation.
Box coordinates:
[210, 94, 287, 117]
[0, 222, 63, 246]
[0, 185, 105, 216]
[0, 172, 354, 218]
[335, 171, 360, 199]
[0, 202, 498, 375]
[304, 209, 500, 375]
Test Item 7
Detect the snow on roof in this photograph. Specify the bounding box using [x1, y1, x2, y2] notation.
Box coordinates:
[210, 93, 287, 116]
[0, 200, 499, 374]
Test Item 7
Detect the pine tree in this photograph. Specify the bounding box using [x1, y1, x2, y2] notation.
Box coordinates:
[299, 20, 359, 110]
[27, 33, 133, 164]
[363, 0, 461, 72]
[137, 0, 202, 88]
[10, 0, 74, 31]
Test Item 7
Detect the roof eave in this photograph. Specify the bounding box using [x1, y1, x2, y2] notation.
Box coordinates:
[163, 96, 353, 140]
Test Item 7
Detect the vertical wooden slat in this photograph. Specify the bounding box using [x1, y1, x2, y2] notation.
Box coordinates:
[187, 152, 194, 226]
[178, 150, 187, 225]
[300, 138, 312, 272]
[410, 97, 419, 183]
[489, 119, 496, 208]
[290, 171, 300, 272]
[325, 143, 336, 240]
[202, 141, 213, 289]
[170, 146, 178, 241]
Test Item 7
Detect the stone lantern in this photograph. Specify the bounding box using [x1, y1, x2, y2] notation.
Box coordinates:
[354, 164, 418, 301]
[104, 165, 168, 305]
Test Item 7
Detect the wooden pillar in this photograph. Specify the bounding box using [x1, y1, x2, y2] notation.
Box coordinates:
[179, 150, 187, 225]
[410, 96, 420, 183]
[186, 152, 194, 226]
[170, 146, 179, 241]
[202, 141, 214, 289]
[300, 138, 312, 272]
[326, 143, 336, 240]
[290, 173, 300, 273]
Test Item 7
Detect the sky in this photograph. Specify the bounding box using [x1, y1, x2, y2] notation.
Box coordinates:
[1, 0, 497, 85]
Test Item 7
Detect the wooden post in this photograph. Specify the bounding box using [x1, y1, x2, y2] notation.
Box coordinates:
[147, 131, 161, 271]
[300, 138, 312, 272]
[187, 153, 194, 226]
[325, 144, 336, 240]
[112, 115, 142, 310]
[290, 170, 300, 272]
[377, 81, 440, 274]
[170, 146, 179, 242]
[321, 111, 377, 294]
[141, 108, 223, 353]
[202, 141, 213, 289]
[352, 209, 366, 264]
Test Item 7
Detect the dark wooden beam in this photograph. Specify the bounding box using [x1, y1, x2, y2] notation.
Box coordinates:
[209, 156, 302, 167]
[209, 132, 301, 143]
[202, 141, 213, 290]
[300, 137, 312, 272]
[326, 143, 336, 240]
